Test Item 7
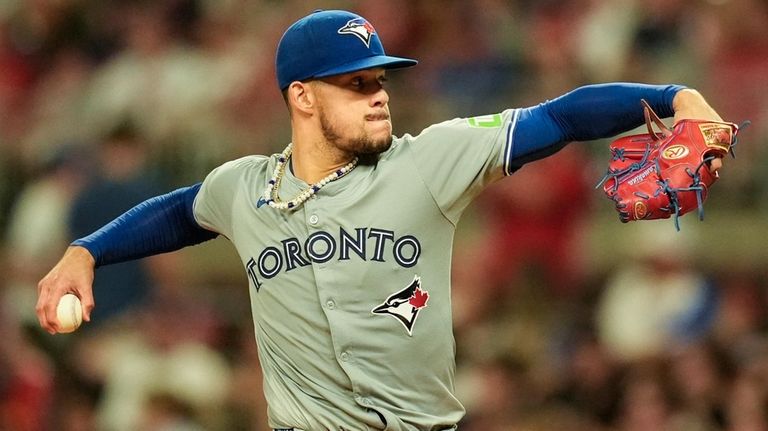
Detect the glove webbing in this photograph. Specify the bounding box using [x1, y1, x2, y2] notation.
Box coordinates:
[595, 142, 655, 192]
[595, 99, 668, 193]
[657, 156, 713, 231]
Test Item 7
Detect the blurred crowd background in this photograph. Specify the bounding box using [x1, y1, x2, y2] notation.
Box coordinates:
[1, 0, 768, 430]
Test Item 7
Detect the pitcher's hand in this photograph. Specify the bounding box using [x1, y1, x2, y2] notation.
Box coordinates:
[36, 246, 96, 334]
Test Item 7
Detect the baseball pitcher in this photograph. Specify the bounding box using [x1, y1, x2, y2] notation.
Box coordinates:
[36, 9, 740, 431]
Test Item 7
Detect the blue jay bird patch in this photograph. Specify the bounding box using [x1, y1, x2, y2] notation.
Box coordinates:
[372, 275, 429, 336]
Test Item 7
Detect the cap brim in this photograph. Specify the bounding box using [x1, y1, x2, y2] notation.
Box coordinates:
[314, 55, 418, 79]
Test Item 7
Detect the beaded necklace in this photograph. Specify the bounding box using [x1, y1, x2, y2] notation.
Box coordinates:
[259, 143, 359, 210]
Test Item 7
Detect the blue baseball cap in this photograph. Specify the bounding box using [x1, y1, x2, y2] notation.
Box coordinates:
[275, 10, 418, 90]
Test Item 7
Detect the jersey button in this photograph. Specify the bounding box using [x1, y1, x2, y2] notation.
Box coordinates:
[340, 352, 350, 362]
[326, 300, 336, 309]
[309, 214, 319, 225]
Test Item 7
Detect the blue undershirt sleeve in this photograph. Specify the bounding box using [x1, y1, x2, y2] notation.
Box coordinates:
[507, 83, 685, 171]
[71, 183, 219, 267]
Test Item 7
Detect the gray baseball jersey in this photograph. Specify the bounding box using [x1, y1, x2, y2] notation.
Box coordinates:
[193, 109, 520, 430]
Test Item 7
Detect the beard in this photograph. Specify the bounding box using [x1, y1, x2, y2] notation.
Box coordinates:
[318, 106, 393, 155]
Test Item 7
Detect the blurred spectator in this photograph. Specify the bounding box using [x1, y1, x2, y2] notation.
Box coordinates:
[77, 296, 230, 431]
[724, 371, 768, 431]
[0, 16, 37, 230]
[457, 357, 530, 430]
[68, 121, 161, 324]
[139, 393, 206, 431]
[82, 1, 239, 184]
[575, 0, 639, 82]
[668, 341, 731, 431]
[614, 362, 677, 431]
[0, 14, 36, 143]
[713, 269, 767, 350]
[4, 144, 87, 324]
[596, 223, 718, 361]
[688, 0, 768, 207]
[625, 0, 702, 84]
[224, 323, 270, 431]
[516, 0, 589, 102]
[0, 293, 54, 431]
[412, 0, 520, 115]
[452, 144, 593, 329]
[551, 331, 623, 427]
[20, 48, 93, 169]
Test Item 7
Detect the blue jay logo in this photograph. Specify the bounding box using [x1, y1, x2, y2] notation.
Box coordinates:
[337, 18, 376, 48]
[372, 275, 429, 336]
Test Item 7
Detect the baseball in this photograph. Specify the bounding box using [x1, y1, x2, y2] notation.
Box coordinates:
[56, 293, 83, 333]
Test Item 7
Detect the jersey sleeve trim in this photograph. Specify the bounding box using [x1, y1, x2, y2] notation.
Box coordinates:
[503, 108, 521, 176]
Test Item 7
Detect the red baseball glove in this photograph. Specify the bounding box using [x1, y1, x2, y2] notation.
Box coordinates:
[598, 99, 744, 229]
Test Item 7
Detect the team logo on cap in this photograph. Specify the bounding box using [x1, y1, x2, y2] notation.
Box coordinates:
[338, 18, 376, 48]
[372, 275, 429, 336]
